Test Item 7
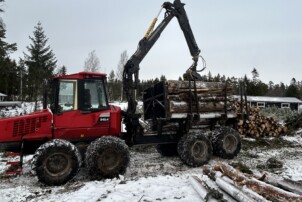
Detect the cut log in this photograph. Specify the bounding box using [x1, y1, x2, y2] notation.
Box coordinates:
[169, 101, 234, 113]
[167, 80, 231, 90]
[259, 173, 302, 195]
[189, 176, 219, 202]
[204, 167, 271, 202]
[214, 162, 302, 202]
[244, 178, 302, 202]
[214, 171, 270, 202]
[235, 101, 287, 137]
[215, 177, 256, 202]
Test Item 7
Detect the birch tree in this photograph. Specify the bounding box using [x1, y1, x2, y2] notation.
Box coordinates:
[83, 50, 101, 72]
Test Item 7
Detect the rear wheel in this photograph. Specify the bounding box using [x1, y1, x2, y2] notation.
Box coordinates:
[156, 143, 178, 157]
[177, 132, 213, 167]
[85, 136, 130, 179]
[211, 126, 241, 159]
[32, 139, 82, 186]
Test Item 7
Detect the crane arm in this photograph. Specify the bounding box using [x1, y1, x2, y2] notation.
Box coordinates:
[122, 0, 204, 144]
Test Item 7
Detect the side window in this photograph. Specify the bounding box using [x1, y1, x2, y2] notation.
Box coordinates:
[58, 81, 76, 112]
[83, 80, 108, 110]
[281, 103, 290, 109]
[257, 102, 265, 108]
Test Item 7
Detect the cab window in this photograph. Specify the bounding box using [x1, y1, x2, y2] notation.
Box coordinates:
[83, 79, 108, 110]
[58, 81, 77, 112]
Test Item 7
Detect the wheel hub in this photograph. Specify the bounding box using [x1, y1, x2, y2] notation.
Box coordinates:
[192, 141, 208, 159]
[45, 153, 71, 176]
[223, 134, 238, 153]
[97, 149, 121, 173]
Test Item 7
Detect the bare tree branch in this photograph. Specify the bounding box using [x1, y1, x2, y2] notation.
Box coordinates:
[116, 50, 128, 81]
[84, 50, 101, 72]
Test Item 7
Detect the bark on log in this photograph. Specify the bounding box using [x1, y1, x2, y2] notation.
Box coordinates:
[204, 167, 271, 202]
[167, 80, 231, 90]
[169, 101, 234, 113]
[189, 176, 219, 202]
[215, 177, 256, 202]
[167, 94, 234, 102]
[259, 173, 302, 195]
[167, 88, 234, 95]
[214, 162, 302, 202]
[235, 101, 287, 137]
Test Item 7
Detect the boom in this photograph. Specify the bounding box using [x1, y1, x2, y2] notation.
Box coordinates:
[122, 0, 204, 144]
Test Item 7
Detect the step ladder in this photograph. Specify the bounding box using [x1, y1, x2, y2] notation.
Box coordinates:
[5, 141, 24, 175]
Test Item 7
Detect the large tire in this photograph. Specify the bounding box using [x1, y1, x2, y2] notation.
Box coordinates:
[177, 132, 213, 167]
[156, 143, 178, 157]
[32, 139, 82, 186]
[211, 126, 241, 159]
[85, 136, 130, 179]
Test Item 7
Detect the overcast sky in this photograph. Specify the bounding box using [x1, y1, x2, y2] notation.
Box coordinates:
[3, 0, 302, 84]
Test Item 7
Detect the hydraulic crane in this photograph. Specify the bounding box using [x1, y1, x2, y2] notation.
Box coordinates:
[123, 0, 206, 144]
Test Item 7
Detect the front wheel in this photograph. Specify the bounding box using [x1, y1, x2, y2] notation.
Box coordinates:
[85, 136, 130, 179]
[177, 132, 213, 167]
[32, 139, 82, 186]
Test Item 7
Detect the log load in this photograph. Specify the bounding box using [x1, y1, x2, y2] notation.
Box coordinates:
[235, 102, 288, 137]
[165, 80, 236, 114]
[143, 80, 237, 120]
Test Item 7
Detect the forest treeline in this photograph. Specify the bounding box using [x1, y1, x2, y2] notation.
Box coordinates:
[107, 67, 302, 101]
[0, 0, 301, 102]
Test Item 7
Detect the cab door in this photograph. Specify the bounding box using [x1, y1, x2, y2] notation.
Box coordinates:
[53, 79, 110, 140]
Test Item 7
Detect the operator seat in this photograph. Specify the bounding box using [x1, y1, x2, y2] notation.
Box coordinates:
[83, 89, 92, 109]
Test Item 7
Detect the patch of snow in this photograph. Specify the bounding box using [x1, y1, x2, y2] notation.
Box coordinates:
[282, 158, 302, 181]
[242, 137, 256, 142]
[282, 134, 302, 145]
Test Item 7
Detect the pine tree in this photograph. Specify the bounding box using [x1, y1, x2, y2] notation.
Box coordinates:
[286, 78, 300, 98]
[24, 22, 57, 103]
[108, 70, 115, 82]
[56, 65, 67, 76]
[160, 75, 166, 81]
[251, 68, 259, 81]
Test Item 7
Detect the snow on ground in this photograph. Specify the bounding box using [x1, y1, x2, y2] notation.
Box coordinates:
[1, 102, 302, 201]
[1, 134, 302, 202]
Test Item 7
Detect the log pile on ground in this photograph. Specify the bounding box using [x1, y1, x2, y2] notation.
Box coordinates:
[166, 80, 236, 114]
[190, 162, 302, 202]
[235, 103, 288, 137]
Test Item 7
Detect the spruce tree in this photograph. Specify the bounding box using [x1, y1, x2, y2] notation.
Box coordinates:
[24, 22, 57, 103]
[0, 0, 18, 99]
[56, 65, 67, 76]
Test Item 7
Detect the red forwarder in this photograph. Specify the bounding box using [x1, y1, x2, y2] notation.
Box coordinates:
[0, 0, 242, 186]
[0, 72, 122, 147]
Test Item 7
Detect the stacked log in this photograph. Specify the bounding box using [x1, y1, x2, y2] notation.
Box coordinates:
[198, 162, 302, 202]
[235, 103, 288, 137]
[166, 80, 236, 114]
